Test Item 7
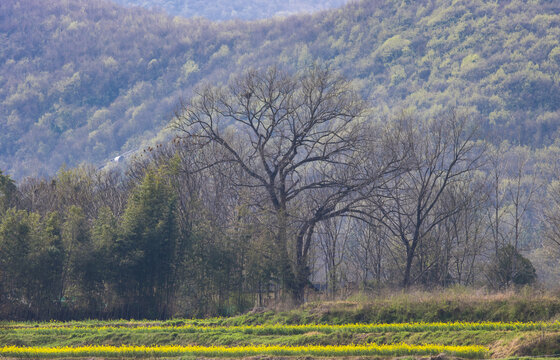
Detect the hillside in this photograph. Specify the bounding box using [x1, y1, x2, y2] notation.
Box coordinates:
[1, 0, 560, 178]
[110, 0, 351, 20]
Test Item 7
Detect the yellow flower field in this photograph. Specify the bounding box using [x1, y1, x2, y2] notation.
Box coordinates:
[5, 320, 558, 335]
[0, 343, 489, 358]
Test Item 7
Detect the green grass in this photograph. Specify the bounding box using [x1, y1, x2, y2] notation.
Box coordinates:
[0, 327, 532, 348]
[4, 289, 559, 328]
[204, 290, 560, 326]
[5, 290, 560, 358]
[1, 322, 558, 357]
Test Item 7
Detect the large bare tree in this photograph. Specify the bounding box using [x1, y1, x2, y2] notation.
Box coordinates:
[172, 66, 403, 303]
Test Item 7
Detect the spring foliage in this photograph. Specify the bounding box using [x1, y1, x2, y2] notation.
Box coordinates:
[1, 0, 560, 178]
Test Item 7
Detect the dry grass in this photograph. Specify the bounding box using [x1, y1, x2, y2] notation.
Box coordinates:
[345, 287, 557, 305]
[294, 287, 560, 325]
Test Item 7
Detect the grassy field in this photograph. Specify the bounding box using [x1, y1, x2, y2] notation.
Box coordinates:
[2, 290, 560, 359]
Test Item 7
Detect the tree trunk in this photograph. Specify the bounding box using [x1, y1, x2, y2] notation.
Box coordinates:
[402, 223, 421, 288]
[403, 247, 415, 288]
[276, 209, 296, 299]
[291, 261, 309, 305]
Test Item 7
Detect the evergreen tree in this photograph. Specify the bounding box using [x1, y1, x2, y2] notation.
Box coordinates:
[0, 170, 17, 215]
[488, 244, 537, 289]
[116, 170, 177, 318]
[26, 212, 64, 319]
[0, 209, 31, 317]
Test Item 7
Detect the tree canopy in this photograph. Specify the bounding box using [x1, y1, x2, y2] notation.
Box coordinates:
[111, 0, 350, 21]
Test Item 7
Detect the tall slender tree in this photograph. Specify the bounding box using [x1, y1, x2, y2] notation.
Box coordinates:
[116, 169, 178, 318]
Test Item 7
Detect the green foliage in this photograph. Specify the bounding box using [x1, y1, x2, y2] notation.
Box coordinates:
[0, 210, 33, 302]
[0, 152, 263, 320]
[115, 169, 178, 318]
[60, 205, 109, 314]
[110, 0, 350, 21]
[0, 170, 17, 214]
[488, 245, 537, 289]
[377, 35, 411, 62]
[26, 212, 64, 319]
[0, 209, 64, 319]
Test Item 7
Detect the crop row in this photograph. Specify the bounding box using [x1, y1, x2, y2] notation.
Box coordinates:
[1, 318, 221, 329]
[0, 343, 489, 358]
[5, 321, 559, 335]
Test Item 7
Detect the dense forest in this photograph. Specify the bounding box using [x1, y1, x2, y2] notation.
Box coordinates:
[1, 0, 560, 178]
[2, 66, 560, 321]
[111, 0, 351, 20]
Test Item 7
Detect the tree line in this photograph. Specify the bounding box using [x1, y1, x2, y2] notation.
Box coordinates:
[0, 66, 557, 320]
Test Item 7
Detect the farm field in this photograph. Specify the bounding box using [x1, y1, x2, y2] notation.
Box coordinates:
[0, 319, 555, 358]
[3, 292, 560, 359]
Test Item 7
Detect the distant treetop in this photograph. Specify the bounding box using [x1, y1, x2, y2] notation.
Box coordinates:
[109, 0, 352, 21]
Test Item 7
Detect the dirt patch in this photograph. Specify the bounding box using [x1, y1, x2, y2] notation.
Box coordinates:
[303, 331, 322, 336]
[351, 333, 371, 344]
[307, 301, 360, 316]
[417, 355, 461, 360]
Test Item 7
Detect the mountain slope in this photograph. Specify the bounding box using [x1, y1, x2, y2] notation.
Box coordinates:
[110, 0, 351, 21]
[1, 0, 560, 178]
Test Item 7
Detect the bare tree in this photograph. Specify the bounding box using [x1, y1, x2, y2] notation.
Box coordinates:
[172, 66, 404, 303]
[345, 216, 389, 289]
[94, 168, 130, 218]
[503, 146, 541, 252]
[427, 177, 489, 286]
[485, 142, 511, 257]
[542, 175, 560, 260]
[484, 144, 541, 288]
[316, 216, 352, 299]
[374, 111, 483, 288]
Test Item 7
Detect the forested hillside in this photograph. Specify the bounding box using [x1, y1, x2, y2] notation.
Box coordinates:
[110, 0, 350, 20]
[1, 0, 560, 179]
